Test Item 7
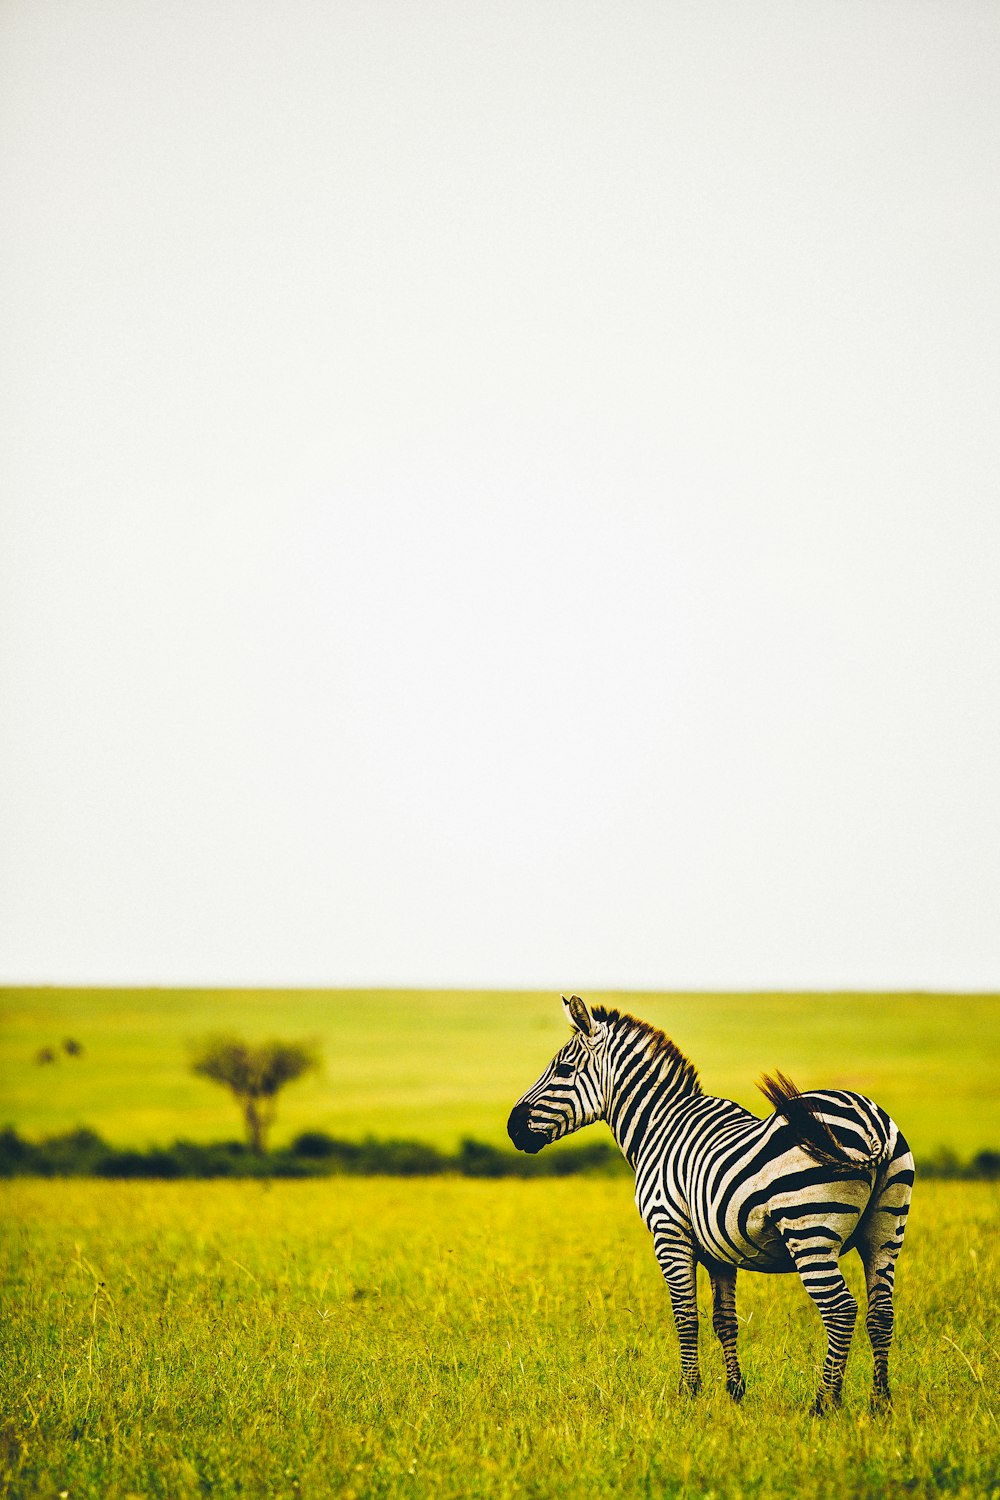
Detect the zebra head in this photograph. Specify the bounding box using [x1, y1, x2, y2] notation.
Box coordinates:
[507, 994, 606, 1154]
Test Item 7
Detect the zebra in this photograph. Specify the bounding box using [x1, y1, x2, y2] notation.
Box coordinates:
[507, 994, 913, 1413]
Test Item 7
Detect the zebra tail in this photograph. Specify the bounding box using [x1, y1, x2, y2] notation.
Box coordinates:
[757, 1071, 860, 1168]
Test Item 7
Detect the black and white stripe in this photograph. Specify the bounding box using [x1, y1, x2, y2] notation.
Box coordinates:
[507, 994, 913, 1413]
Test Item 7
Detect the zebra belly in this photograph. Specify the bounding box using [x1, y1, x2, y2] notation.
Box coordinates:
[693, 1201, 794, 1273]
[697, 1244, 796, 1276]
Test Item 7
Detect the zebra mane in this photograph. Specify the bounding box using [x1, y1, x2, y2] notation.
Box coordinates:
[590, 1006, 703, 1095]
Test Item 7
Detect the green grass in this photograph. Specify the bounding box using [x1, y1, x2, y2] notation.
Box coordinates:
[2, 1177, 998, 1499]
[1, 988, 998, 1159]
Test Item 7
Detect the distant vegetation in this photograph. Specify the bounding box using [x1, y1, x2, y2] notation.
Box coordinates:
[32, 1036, 85, 1065]
[0, 1125, 627, 1179]
[0, 1125, 996, 1181]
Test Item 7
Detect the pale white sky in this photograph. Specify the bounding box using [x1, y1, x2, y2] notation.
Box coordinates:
[1, 2, 999, 989]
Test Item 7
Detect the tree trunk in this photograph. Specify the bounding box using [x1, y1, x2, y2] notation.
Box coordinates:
[244, 1098, 265, 1154]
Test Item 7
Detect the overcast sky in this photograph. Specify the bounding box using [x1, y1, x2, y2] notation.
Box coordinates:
[1, 2, 998, 990]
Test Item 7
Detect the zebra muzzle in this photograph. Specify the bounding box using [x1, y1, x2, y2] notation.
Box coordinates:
[507, 1103, 549, 1154]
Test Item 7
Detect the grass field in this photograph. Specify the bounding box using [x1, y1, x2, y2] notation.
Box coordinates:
[2, 1176, 998, 1500]
[2, 990, 999, 1498]
[2, 988, 999, 1159]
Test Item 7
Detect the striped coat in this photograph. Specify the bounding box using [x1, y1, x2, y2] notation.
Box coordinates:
[507, 994, 913, 1412]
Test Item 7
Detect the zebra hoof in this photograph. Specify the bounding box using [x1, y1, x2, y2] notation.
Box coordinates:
[726, 1377, 746, 1403]
[809, 1391, 842, 1417]
[680, 1375, 702, 1398]
[870, 1387, 892, 1415]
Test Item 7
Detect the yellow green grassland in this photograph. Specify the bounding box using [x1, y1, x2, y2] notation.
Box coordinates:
[2, 990, 998, 1498]
[2, 1176, 998, 1500]
[1, 988, 998, 1160]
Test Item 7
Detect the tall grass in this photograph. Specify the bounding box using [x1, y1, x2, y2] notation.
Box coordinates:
[2, 1177, 997, 1499]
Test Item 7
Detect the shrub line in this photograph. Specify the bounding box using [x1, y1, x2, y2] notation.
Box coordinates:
[0, 1126, 629, 1179]
[1, 1126, 998, 1181]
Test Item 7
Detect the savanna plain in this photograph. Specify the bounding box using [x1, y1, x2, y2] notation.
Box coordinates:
[2, 989, 999, 1499]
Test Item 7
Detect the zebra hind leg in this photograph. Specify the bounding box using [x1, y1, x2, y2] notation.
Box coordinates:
[862, 1254, 895, 1411]
[778, 1226, 858, 1415]
[709, 1264, 745, 1401]
[858, 1145, 914, 1410]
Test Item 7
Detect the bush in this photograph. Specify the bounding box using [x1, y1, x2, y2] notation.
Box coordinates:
[359, 1137, 447, 1176]
[0, 1126, 30, 1175]
[457, 1138, 512, 1177]
[291, 1130, 340, 1159]
[96, 1149, 182, 1179]
[33, 1129, 108, 1176]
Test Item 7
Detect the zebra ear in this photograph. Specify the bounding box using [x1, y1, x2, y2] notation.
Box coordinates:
[562, 994, 595, 1037]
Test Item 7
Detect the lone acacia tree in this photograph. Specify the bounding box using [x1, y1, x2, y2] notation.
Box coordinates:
[190, 1035, 320, 1154]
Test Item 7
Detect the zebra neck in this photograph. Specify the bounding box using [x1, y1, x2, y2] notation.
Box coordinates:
[602, 1033, 702, 1167]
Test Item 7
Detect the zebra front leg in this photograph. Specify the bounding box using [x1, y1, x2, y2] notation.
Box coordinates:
[653, 1229, 701, 1396]
[709, 1264, 745, 1401]
[777, 1226, 857, 1414]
